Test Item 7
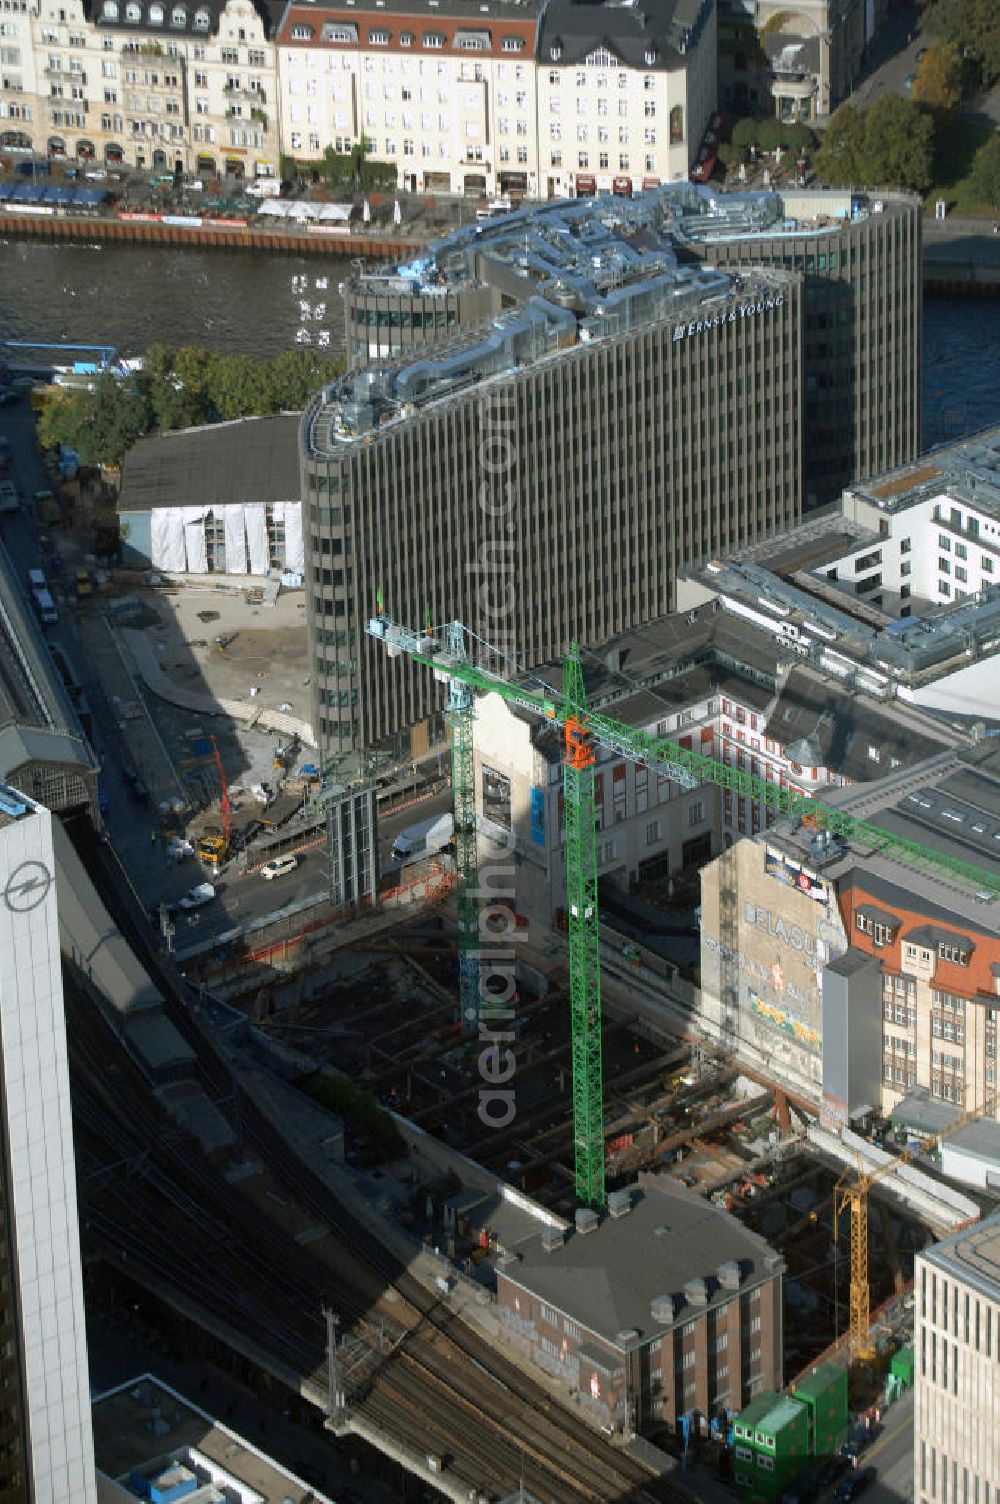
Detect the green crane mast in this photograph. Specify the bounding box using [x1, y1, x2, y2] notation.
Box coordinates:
[444, 621, 480, 1033]
[562, 647, 607, 1207]
[368, 611, 1000, 1205]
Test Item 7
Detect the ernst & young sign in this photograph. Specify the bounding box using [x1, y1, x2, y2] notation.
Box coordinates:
[673, 294, 784, 342]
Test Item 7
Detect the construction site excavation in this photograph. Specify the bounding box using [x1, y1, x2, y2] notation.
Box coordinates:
[204, 905, 939, 1391]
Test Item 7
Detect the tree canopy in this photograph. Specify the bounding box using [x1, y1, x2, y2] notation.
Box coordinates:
[923, 0, 1000, 86]
[913, 38, 963, 111]
[968, 133, 1000, 209]
[38, 344, 346, 467]
[813, 97, 936, 192]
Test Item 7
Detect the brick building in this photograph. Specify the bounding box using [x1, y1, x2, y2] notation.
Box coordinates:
[494, 1174, 784, 1436]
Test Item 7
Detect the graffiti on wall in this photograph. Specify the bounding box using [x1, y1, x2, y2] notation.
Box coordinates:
[748, 989, 821, 1053]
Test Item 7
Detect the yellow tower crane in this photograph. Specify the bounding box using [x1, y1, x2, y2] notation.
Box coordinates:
[834, 1089, 995, 1360]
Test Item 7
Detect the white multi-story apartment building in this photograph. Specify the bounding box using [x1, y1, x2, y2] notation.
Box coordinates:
[914, 1215, 1000, 1504]
[274, 0, 716, 198]
[535, 0, 717, 199]
[0, 785, 97, 1503]
[0, 0, 280, 178]
[275, 0, 542, 200]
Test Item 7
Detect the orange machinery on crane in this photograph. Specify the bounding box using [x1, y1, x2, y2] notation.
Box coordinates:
[834, 1088, 995, 1360]
[196, 736, 231, 870]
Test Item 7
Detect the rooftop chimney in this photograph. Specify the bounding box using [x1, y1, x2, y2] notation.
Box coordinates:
[542, 1225, 567, 1253]
[683, 1277, 709, 1307]
[717, 1260, 742, 1291]
[651, 1294, 676, 1324]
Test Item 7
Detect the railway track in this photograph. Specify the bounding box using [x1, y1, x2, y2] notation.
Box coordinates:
[68, 821, 685, 1502]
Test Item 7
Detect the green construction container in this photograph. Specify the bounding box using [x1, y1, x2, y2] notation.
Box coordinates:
[733, 1392, 781, 1445]
[890, 1346, 915, 1389]
[733, 1393, 781, 1496]
[753, 1395, 810, 1496]
[790, 1362, 849, 1456]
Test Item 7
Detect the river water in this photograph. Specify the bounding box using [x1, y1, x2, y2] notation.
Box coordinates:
[0, 238, 998, 445]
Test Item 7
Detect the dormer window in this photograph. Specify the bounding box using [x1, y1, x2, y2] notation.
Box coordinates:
[290, 22, 313, 39]
[423, 31, 443, 47]
[368, 28, 389, 44]
[125, 2, 141, 19]
[399, 29, 414, 44]
[170, 4, 185, 22]
[102, 0, 118, 16]
[644, 47, 657, 65]
[322, 22, 357, 42]
[549, 38, 562, 61]
[193, 6, 210, 28]
[501, 35, 522, 51]
[148, 2, 163, 21]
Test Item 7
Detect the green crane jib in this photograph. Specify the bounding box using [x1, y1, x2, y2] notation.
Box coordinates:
[367, 612, 1000, 1205]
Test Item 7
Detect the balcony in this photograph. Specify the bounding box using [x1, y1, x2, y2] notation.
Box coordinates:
[224, 83, 266, 104]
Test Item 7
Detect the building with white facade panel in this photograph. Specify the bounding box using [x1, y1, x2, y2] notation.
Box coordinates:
[0, 785, 97, 1504]
[0, 0, 281, 178]
[117, 415, 305, 574]
[914, 1213, 1000, 1504]
[679, 425, 1000, 728]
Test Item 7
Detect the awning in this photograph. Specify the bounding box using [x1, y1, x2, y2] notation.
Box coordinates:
[575, 174, 596, 195]
[641, 176, 661, 189]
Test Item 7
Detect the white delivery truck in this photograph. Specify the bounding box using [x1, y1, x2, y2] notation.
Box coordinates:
[391, 812, 454, 866]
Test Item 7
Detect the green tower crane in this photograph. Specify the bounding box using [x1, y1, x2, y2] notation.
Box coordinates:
[562, 646, 607, 1207]
[444, 621, 480, 1033]
[368, 611, 1000, 1207]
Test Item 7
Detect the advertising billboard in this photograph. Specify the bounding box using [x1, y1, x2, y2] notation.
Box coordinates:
[765, 846, 828, 904]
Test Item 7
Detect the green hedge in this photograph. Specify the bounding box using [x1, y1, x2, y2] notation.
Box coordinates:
[730, 115, 816, 153]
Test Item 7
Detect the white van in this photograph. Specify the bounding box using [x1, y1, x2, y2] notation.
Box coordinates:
[261, 854, 298, 880]
[246, 177, 281, 199]
[33, 588, 58, 625]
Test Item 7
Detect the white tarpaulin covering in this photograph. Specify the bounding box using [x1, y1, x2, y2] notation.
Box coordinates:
[245, 503, 269, 576]
[183, 507, 208, 574]
[277, 501, 304, 574]
[150, 507, 187, 572]
[223, 503, 248, 575]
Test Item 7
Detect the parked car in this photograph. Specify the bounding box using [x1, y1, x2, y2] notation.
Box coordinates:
[121, 766, 150, 804]
[835, 1467, 876, 1502]
[178, 882, 215, 910]
[840, 1421, 880, 1467]
[816, 1456, 849, 1488]
[261, 854, 298, 881]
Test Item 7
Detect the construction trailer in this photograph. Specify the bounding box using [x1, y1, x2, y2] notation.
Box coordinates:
[733, 1363, 848, 1499]
[788, 1362, 848, 1463]
[732, 1392, 780, 1492]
